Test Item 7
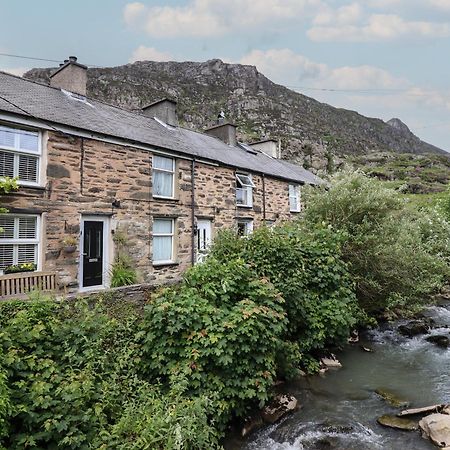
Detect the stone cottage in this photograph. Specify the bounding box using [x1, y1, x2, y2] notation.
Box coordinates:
[0, 57, 321, 296]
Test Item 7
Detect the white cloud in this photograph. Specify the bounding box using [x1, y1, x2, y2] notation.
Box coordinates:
[307, 13, 450, 41]
[123, 0, 321, 37]
[428, 0, 450, 10]
[129, 46, 173, 63]
[313, 2, 363, 26]
[239, 48, 407, 90]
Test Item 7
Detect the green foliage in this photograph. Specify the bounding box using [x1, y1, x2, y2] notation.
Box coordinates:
[140, 258, 287, 422]
[110, 228, 138, 287]
[210, 225, 361, 355]
[110, 256, 138, 288]
[0, 177, 18, 227]
[302, 170, 450, 315]
[0, 300, 220, 449]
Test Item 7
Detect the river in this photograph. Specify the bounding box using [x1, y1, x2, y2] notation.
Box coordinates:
[226, 302, 450, 450]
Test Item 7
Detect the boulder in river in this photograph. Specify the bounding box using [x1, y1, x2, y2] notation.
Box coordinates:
[419, 413, 450, 447]
[320, 355, 342, 368]
[398, 404, 444, 417]
[377, 414, 418, 431]
[261, 394, 298, 424]
[375, 388, 410, 408]
[241, 414, 263, 437]
[425, 335, 449, 349]
[398, 320, 431, 337]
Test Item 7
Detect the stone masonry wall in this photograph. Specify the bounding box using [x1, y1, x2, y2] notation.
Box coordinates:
[2, 129, 302, 294]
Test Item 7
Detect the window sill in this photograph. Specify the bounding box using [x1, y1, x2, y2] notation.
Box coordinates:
[153, 261, 179, 268]
[16, 184, 46, 192]
[152, 196, 179, 203]
[290, 210, 301, 214]
[237, 204, 253, 209]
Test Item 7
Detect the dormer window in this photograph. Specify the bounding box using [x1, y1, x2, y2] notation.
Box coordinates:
[0, 124, 41, 186]
[236, 173, 254, 207]
[289, 184, 301, 212]
[152, 155, 175, 198]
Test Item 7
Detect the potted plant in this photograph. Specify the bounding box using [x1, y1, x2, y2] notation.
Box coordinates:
[62, 236, 78, 253]
[4, 262, 37, 274]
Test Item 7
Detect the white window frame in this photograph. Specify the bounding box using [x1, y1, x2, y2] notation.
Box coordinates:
[289, 184, 301, 212]
[153, 218, 175, 265]
[0, 124, 41, 187]
[152, 155, 175, 199]
[0, 214, 41, 274]
[236, 173, 254, 208]
[237, 219, 253, 237]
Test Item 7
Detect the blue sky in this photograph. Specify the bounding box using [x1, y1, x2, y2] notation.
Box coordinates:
[1, 0, 450, 151]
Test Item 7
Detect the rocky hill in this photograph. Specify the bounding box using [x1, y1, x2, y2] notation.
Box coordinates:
[24, 59, 448, 170]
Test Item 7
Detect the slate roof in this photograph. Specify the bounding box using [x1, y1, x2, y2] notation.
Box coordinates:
[0, 71, 321, 185]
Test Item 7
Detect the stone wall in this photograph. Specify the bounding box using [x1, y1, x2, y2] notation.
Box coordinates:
[3, 130, 301, 293]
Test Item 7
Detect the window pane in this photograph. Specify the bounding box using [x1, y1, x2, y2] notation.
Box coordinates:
[154, 219, 173, 234]
[18, 154, 38, 182]
[18, 217, 37, 239]
[153, 236, 172, 261]
[19, 130, 39, 152]
[236, 174, 254, 187]
[153, 171, 173, 197]
[0, 151, 15, 178]
[236, 187, 247, 205]
[0, 244, 14, 269]
[153, 156, 174, 171]
[0, 127, 15, 148]
[17, 244, 37, 264]
[0, 216, 14, 239]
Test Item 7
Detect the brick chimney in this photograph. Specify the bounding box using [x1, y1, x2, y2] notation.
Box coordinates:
[142, 98, 178, 127]
[204, 122, 237, 146]
[249, 139, 280, 158]
[50, 56, 87, 96]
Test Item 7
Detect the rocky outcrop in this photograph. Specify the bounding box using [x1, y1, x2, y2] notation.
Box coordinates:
[419, 413, 450, 447]
[375, 388, 410, 408]
[24, 59, 448, 172]
[261, 394, 299, 424]
[398, 320, 431, 337]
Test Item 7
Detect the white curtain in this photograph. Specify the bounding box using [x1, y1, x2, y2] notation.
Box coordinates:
[153, 171, 173, 197]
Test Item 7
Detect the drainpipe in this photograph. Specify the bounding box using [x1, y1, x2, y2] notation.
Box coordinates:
[80, 137, 85, 196]
[191, 159, 196, 266]
[262, 173, 266, 223]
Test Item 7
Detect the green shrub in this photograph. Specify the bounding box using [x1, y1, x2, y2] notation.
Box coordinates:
[210, 224, 361, 354]
[110, 256, 138, 287]
[302, 170, 450, 315]
[0, 300, 220, 450]
[140, 258, 287, 422]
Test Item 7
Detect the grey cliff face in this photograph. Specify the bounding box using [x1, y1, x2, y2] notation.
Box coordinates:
[23, 59, 448, 170]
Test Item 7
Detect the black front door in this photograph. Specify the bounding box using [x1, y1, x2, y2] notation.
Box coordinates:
[82, 221, 104, 287]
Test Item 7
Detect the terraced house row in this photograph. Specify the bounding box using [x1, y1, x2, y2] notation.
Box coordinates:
[0, 56, 321, 297]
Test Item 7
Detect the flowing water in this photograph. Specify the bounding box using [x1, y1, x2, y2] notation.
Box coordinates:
[226, 303, 450, 450]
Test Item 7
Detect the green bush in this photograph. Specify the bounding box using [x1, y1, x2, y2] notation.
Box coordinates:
[0, 300, 220, 450]
[302, 171, 450, 315]
[110, 256, 138, 287]
[140, 258, 287, 422]
[210, 224, 361, 354]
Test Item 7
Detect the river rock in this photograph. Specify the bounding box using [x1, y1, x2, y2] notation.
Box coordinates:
[375, 388, 410, 408]
[360, 345, 374, 353]
[398, 404, 444, 417]
[348, 330, 359, 343]
[398, 320, 430, 337]
[377, 414, 418, 431]
[261, 394, 298, 424]
[419, 413, 450, 447]
[320, 355, 342, 368]
[425, 335, 450, 349]
[443, 406, 450, 415]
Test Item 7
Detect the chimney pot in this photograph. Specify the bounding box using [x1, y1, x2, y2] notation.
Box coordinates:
[142, 98, 178, 127]
[50, 56, 88, 96]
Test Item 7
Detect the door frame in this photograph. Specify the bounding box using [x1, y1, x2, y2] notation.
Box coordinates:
[79, 215, 111, 292]
[196, 218, 213, 264]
